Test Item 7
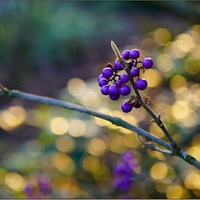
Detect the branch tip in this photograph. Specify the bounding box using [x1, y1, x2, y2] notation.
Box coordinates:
[111, 40, 122, 61]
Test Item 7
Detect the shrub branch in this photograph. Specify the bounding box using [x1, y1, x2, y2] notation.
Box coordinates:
[0, 84, 200, 169]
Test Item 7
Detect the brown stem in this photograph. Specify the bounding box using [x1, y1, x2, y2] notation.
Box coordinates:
[111, 41, 176, 145]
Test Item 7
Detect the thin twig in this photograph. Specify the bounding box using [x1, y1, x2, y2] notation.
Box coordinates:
[145, 144, 172, 155]
[0, 85, 171, 150]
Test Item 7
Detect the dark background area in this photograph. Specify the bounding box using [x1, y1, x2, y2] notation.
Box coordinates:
[0, 2, 197, 96]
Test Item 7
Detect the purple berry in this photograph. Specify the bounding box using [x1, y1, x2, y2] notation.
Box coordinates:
[128, 61, 136, 68]
[101, 85, 110, 95]
[109, 93, 120, 101]
[102, 67, 113, 79]
[130, 67, 139, 77]
[122, 50, 130, 60]
[142, 57, 153, 69]
[115, 80, 122, 88]
[134, 78, 148, 90]
[129, 49, 140, 59]
[120, 74, 129, 83]
[121, 100, 133, 113]
[120, 85, 131, 96]
[133, 101, 141, 108]
[114, 59, 123, 70]
[98, 78, 108, 87]
[98, 74, 104, 81]
[108, 85, 119, 95]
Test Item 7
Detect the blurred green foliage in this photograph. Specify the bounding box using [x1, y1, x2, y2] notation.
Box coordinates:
[0, 1, 200, 198]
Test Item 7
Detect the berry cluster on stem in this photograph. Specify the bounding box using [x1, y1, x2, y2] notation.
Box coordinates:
[110, 41, 177, 148]
[98, 44, 153, 113]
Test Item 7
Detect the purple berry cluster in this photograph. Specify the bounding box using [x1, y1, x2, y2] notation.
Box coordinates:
[98, 48, 153, 113]
[24, 175, 51, 198]
[112, 151, 137, 191]
[98, 62, 131, 101]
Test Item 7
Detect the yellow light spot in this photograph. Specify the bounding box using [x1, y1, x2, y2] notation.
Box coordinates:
[156, 54, 174, 74]
[184, 171, 200, 190]
[171, 101, 189, 120]
[1, 106, 26, 131]
[5, 172, 26, 191]
[150, 162, 168, 180]
[173, 134, 183, 144]
[109, 135, 127, 153]
[50, 117, 69, 135]
[191, 134, 200, 146]
[192, 24, 200, 36]
[52, 177, 81, 197]
[191, 44, 200, 58]
[93, 165, 109, 181]
[140, 38, 157, 50]
[168, 40, 187, 58]
[147, 149, 165, 160]
[180, 112, 199, 128]
[82, 155, 99, 172]
[52, 153, 76, 175]
[170, 75, 186, 92]
[68, 119, 86, 137]
[186, 146, 200, 161]
[55, 136, 75, 153]
[174, 39, 190, 57]
[125, 133, 142, 149]
[149, 122, 165, 139]
[81, 89, 100, 108]
[93, 108, 111, 126]
[184, 58, 200, 75]
[86, 138, 107, 156]
[141, 69, 162, 87]
[177, 33, 195, 52]
[166, 185, 186, 198]
[175, 87, 192, 102]
[67, 78, 86, 97]
[154, 28, 171, 46]
[167, 167, 176, 182]
[193, 88, 200, 106]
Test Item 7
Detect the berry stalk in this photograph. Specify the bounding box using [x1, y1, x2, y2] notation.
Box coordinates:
[110, 41, 176, 146]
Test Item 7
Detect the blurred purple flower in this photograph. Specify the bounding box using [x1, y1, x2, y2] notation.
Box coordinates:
[24, 183, 36, 198]
[112, 150, 137, 192]
[24, 175, 51, 198]
[38, 175, 51, 196]
[121, 150, 137, 169]
[113, 162, 132, 175]
[113, 174, 132, 191]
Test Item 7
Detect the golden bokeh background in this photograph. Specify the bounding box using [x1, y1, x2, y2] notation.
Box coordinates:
[0, 1, 200, 198]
